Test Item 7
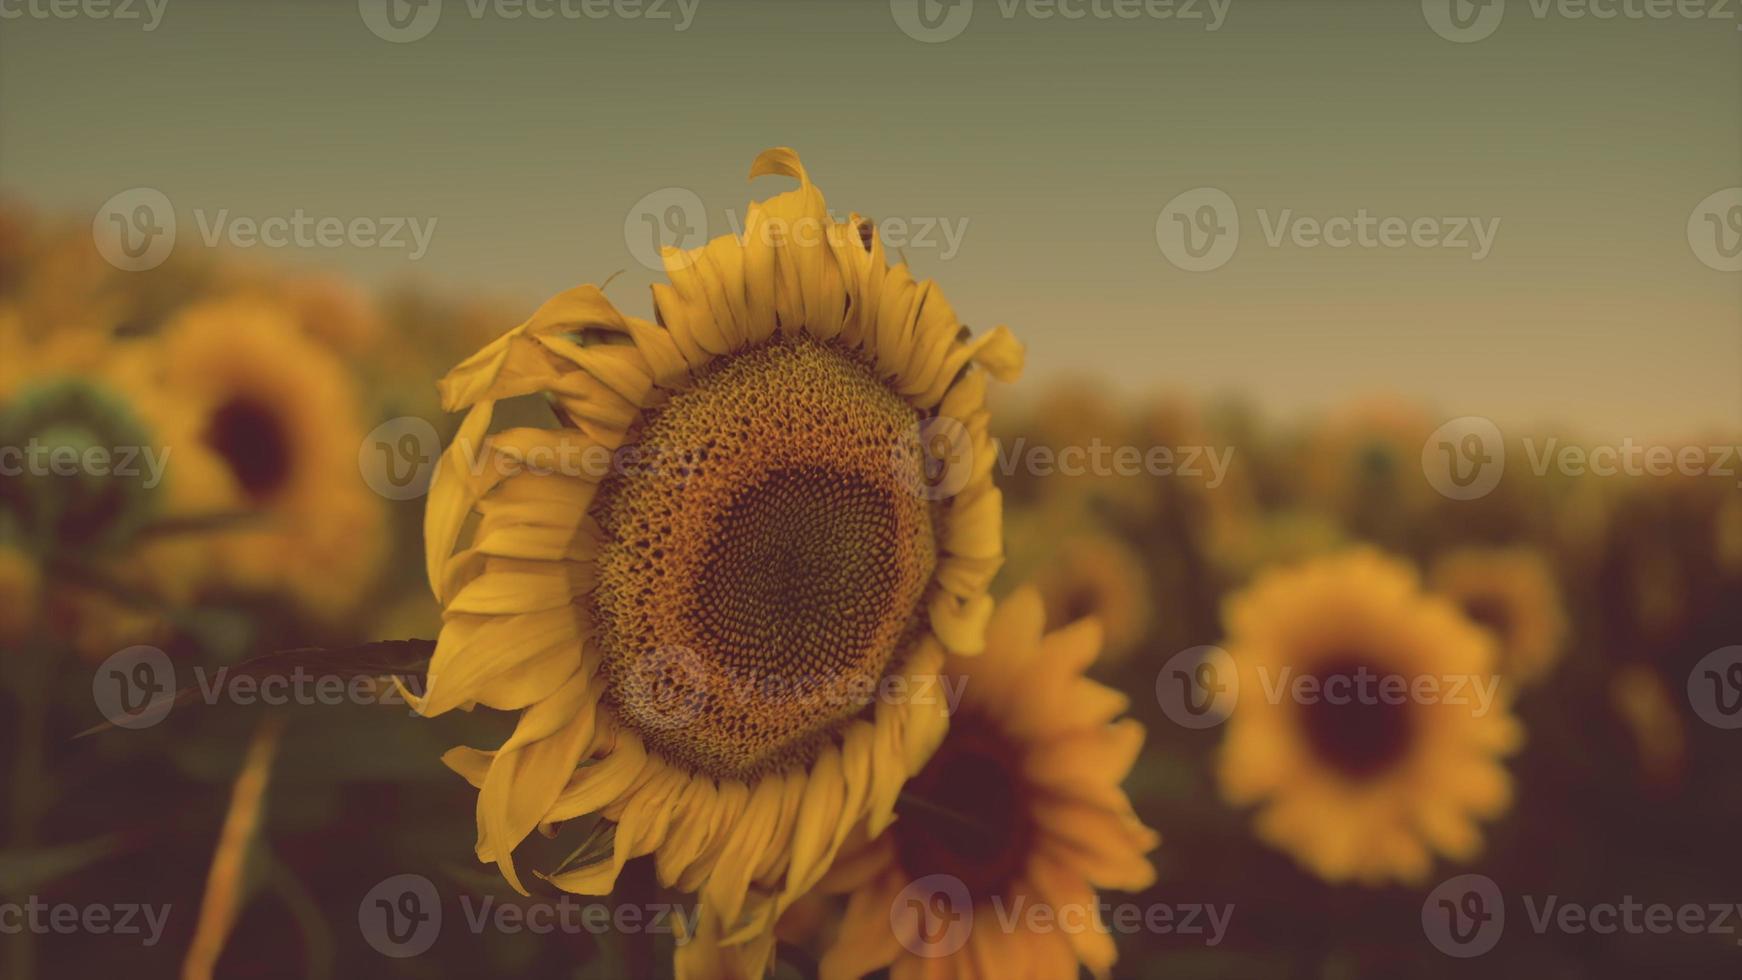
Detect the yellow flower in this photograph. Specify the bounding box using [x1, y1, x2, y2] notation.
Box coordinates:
[417, 149, 1022, 941]
[759, 589, 1158, 980]
[152, 296, 385, 617]
[1033, 533, 1151, 666]
[1430, 546, 1568, 688]
[1217, 549, 1522, 886]
[1297, 397, 1436, 535]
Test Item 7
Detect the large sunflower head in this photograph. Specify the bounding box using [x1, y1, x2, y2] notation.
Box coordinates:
[680, 589, 1158, 979]
[1430, 546, 1568, 689]
[417, 149, 1022, 933]
[1217, 548, 1523, 886]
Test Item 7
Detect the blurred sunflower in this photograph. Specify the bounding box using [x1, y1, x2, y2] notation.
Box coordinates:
[679, 589, 1157, 979]
[0, 539, 40, 645]
[1430, 546, 1568, 689]
[418, 149, 1022, 941]
[153, 297, 385, 617]
[1217, 549, 1522, 886]
[1296, 397, 1436, 540]
[997, 378, 1142, 520]
[0, 316, 213, 657]
[1033, 533, 1151, 666]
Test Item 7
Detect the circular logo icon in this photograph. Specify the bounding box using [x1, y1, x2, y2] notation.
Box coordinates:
[360, 416, 441, 500]
[359, 873, 442, 957]
[1687, 187, 1742, 273]
[625, 187, 708, 272]
[1688, 645, 1742, 730]
[92, 645, 176, 730]
[93, 188, 176, 273]
[891, 873, 972, 958]
[1422, 873, 1504, 957]
[1156, 645, 1239, 729]
[1422, 416, 1505, 500]
[625, 644, 713, 731]
[1422, 0, 1505, 43]
[890, 0, 974, 43]
[359, 0, 442, 43]
[1156, 188, 1239, 272]
[895, 415, 975, 501]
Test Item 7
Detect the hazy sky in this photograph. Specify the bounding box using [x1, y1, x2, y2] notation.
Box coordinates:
[3, 0, 1738, 439]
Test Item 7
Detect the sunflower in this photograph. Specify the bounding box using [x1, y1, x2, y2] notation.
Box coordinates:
[1296, 397, 1436, 539]
[1217, 549, 1522, 886]
[1032, 533, 1151, 666]
[1430, 546, 1568, 689]
[677, 588, 1158, 979]
[996, 378, 1142, 520]
[417, 149, 1023, 941]
[151, 296, 385, 616]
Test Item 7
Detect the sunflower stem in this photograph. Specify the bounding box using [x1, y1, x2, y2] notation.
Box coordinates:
[894, 790, 1003, 838]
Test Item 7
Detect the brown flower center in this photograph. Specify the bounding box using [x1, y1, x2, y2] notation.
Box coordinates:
[593, 337, 938, 780]
[893, 713, 1032, 901]
[205, 396, 292, 501]
[1297, 657, 1415, 780]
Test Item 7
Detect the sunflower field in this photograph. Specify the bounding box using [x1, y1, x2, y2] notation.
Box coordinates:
[3, 5, 1741, 978]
